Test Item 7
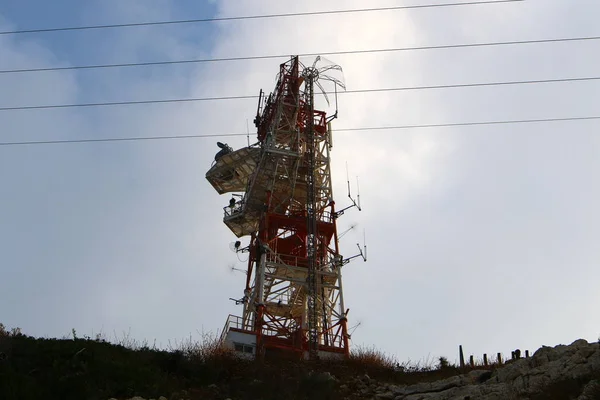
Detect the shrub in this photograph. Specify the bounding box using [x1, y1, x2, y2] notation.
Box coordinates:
[348, 344, 398, 370]
[438, 356, 451, 369]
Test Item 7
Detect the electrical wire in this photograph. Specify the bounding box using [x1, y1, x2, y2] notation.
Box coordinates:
[1, 75, 598, 112]
[2, 34, 597, 75]
[0, 1, 524, 36]
[0, 95, 256, 111]
[2, 115, 598, 147]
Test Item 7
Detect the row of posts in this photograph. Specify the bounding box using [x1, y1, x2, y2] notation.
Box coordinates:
[459, 345, 530, 368]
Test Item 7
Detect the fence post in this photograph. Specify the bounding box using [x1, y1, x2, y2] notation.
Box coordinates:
[525, 350, 530, 358]
[459, 345, 465, 368]
[469, 355, 474, 367]
[483, 353, 488, 366]
[497, 353, 503, 365]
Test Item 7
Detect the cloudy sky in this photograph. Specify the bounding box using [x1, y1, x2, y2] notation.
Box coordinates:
[1, 0, 598, 364]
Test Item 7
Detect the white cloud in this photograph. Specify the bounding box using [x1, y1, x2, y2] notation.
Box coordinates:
[1, 0, 599, 362]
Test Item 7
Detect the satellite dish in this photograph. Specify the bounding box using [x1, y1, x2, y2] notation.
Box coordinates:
[229, 241, 243, 253]
[229, 241, 249, 262]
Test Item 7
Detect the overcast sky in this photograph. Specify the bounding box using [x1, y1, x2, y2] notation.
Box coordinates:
[1, 0, 599, 364]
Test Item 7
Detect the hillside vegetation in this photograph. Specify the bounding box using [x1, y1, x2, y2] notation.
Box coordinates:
[1, 324, 599, 400]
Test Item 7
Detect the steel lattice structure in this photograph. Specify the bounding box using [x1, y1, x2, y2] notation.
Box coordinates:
[206, 56, 352, 360]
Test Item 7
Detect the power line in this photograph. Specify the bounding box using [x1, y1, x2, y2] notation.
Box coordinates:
[2, 115, 598, 147]
[3, 34, 598, 75]
[1, 75, 598, 112]
[0, 1, 523, 36]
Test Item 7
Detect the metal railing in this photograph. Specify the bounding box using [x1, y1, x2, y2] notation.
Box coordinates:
[219, 314, 247, 342]
[223, 200, 245, 219]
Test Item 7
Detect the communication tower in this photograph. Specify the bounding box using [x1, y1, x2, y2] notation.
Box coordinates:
[206, 56, 365, 360]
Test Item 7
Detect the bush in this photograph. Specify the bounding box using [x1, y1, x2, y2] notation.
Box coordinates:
[438, 356, 451, 369]
[348, 345, 398, 370]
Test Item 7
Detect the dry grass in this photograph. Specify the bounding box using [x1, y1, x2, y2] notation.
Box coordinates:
[348, 344, 399, 370]
[170, 331, 235, 363]
[0, 323, 22, 338]
[2, 322, 598, 400]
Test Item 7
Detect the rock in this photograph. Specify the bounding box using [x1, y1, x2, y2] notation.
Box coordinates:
[495, 358, 531, 382]
[578, 345, 596, 359]
[434, 375, 462, 390]
[578, 379, 600, 400]
[532, 345, 557, 365]
[310, 371, 336, 383]
[389, 384, 405, 395]
[106, 339, 599, 400]
[571, 339, 589, 347]
[377, 340, 599, 400]
[468, 369, 492, 383]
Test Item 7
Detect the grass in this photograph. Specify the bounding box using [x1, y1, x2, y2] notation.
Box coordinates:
[1, 323, 598, 400]
[0, 323, 467, 400]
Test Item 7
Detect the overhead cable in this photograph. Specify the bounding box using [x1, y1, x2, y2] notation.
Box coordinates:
[1, 75, 598, 112]
[0, 1, 524, 36]
[2, 115, 598, 147]
[4, 35, 599, 75]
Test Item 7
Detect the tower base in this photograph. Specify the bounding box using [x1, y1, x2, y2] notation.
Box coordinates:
[220, 314, 347, 361]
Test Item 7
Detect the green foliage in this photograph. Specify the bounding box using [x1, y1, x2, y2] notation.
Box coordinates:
[0, 326, 468, 400]
[438, 356, 450, 369]
[3, 323, 596, 400]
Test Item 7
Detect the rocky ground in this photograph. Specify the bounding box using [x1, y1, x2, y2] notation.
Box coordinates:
[107, 339, 599, 400]
[338, 339, 600, 399]
[1, 323, 599, 400]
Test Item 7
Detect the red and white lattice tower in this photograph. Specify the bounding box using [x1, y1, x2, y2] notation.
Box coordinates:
[206, 56, 360, 360]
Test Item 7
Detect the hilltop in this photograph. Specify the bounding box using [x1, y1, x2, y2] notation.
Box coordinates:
[1, 324, 599, 400]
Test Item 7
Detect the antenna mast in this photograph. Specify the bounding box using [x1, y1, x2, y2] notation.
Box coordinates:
[304, 67, 319, 360]
[206, 55, 360, 361]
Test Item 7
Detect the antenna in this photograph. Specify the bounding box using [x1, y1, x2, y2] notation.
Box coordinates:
[338, 223, 357, 239]
[207, 55, 355, 360]
[246, 119, 250, 147]
[326, 81, 340, 122]
[229, 295, 248, 305]
[231, 266, 247, 275]
[228, 262, 248, 276]
[301, 55, 344, 123]
[334, 163, 362, 218]
[253, 89, 264, 129]
[362, 229, 367, 261]
[356, 176, 361, 211]
[342, 228, 367, 265]
[347, 319, 362, 339]
[346, 161, 350, 197]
